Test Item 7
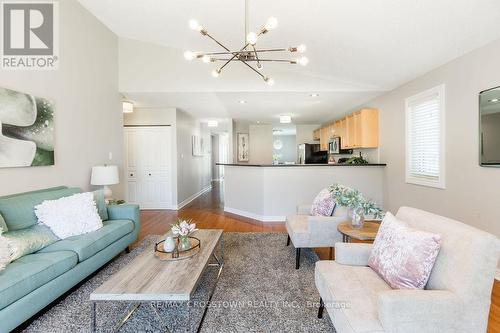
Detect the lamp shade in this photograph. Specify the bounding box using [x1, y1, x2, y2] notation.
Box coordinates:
[122, 101, 134, 113]
[91, 165, 119, 185]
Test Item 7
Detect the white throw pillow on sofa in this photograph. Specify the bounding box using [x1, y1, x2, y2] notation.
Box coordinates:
[35, 192, 103, 239]
[0, 235, 14, 271]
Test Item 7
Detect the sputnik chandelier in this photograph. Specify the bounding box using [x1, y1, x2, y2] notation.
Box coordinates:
[183, 0, 308, 85]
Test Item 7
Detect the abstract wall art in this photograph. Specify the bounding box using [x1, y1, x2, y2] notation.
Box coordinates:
[237, 133, 249, 162]
[0, 87, 55, 168]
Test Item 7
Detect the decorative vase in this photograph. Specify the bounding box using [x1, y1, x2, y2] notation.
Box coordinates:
[349, 207, 365, 229]
[163, 236, 175, 252]
[178, 235, 191, 251]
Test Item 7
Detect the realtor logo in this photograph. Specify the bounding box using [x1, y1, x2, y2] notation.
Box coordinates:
[1, 1, 59, 69]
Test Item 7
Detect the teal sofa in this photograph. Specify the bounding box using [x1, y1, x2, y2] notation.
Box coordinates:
[0, 186, 140, 333]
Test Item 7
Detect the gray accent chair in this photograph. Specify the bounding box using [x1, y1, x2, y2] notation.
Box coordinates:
[315, 206, 500, 333]
[286, 204, 348, 269]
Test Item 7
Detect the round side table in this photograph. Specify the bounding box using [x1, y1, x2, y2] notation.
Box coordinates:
[337, 221, 380, 243]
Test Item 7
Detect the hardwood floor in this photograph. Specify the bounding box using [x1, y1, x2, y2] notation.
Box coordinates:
[136, 181, 499, 332]
[135, 182, 286, 244]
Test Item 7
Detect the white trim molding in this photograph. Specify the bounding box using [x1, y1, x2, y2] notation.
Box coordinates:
[496, 269, 500, 281]
[224, 207, 286, 222]
[176, 185, 212, 210]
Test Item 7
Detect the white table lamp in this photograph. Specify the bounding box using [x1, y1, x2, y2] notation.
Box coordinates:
[91, 165, 119, 202]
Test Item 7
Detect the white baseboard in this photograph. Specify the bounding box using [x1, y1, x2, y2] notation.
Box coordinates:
[176, 185, 212, 210]
[224, 207, 286, 222]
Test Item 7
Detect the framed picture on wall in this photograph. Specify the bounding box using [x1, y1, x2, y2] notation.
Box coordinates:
[237, 133, 249, 162]
[192, 135, 202, 156]
[0, 87, 55, 168]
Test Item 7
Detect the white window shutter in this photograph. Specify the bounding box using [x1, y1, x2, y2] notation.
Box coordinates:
[405, 85, 445, 189]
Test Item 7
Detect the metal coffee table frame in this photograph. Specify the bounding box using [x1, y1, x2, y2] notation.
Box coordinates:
[90, 236, 224, 333]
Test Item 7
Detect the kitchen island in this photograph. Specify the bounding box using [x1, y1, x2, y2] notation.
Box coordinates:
[217, 163, 386, 222]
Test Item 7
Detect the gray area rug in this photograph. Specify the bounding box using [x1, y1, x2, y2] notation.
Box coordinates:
[23, 233, 335, 333]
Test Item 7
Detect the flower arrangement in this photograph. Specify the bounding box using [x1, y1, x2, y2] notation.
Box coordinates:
[328, 184, 383, 219]
[171, 219, 198, 237]
[171, 219, 198, 251]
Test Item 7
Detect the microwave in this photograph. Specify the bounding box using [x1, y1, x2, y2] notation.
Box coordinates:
[328, 137, 353, 155]
[328, 137, 340, 154]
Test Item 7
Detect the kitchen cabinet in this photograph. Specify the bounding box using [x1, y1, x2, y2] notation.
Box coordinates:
[320, 126, 330, 151]
[357, 108, 379, 148]
[314, 108, 379, 150]
[353, 111, 362, 148]
[346, 115, 355, 148]
[328, 123, 336, 139]
[339, 119, 347, 149]
[340, 117, 349, 149]
[319, 124, 337, 151]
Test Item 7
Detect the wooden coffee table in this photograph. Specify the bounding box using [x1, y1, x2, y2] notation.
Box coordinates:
[90, 229, 224, 332]
[337, 221, 380, 243]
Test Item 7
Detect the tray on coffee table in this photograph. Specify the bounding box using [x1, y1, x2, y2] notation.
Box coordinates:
[154, 236, 201, 261]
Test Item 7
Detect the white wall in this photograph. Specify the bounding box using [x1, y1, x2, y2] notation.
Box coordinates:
[273, 135, 296, 163]
[362, 37, 500, 238]
[296, 124, 320, 145]
[233, 121, 275, 164]
[211, 134, 220, 180]
[0, 0, 122, 197]
[249, 124, 273, 164]
[224, 165, 384, 221]
[227, 120, 234, 163]
[124, 107, 176, 126]
[176, 110, 211, 206]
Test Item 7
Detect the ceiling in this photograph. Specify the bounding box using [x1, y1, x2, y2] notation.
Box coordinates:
[79, 0, 500, 124]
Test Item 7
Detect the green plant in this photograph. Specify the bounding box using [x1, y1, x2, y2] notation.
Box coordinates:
[346, 156, 368, 164]
[359, 200, 383, 219]
[328, 183, 383, 218]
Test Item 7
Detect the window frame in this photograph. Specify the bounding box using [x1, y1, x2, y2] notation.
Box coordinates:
[405, 84, 446, 189]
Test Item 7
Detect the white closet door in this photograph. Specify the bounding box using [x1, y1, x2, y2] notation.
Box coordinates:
[124, 126, 173, 209]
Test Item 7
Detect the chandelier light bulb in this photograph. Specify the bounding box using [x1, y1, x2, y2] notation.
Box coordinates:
[297, 44, 307, 53]
[184, 50, 195, 61]
[202, 55, 211, 63]
[264, 77, 275, 86]
[189, 19, 202, 31]
[211, 69, 221, 78]
[298, 56, 309, 66]
[246, 32, 258, 45]
[265, 17, 278, 31]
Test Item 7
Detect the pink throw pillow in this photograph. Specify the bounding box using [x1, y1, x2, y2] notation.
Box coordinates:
[310, 189, 336, 216]
[368, 212, 441, 289]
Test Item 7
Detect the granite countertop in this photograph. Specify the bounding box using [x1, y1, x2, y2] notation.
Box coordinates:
[216, 163, 387, 167]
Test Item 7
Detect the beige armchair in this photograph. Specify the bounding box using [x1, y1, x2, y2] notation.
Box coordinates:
[315, 206, 500, 333]
[286, 204, 348, 269]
